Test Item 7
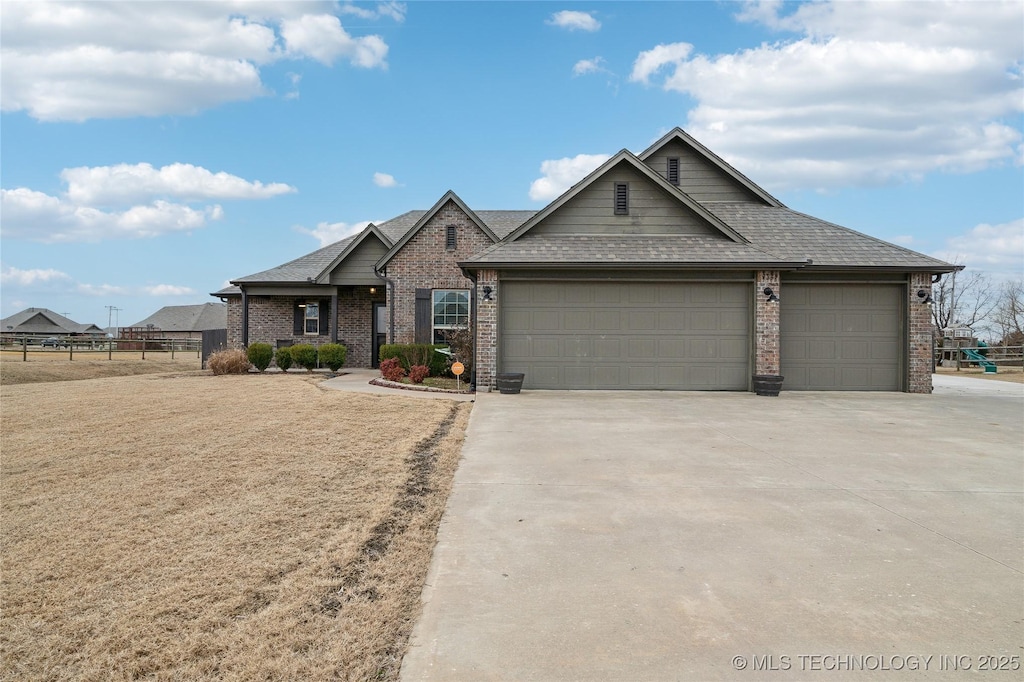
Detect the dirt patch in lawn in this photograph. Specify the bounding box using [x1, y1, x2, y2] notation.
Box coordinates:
[1, 352, 203, 385]
[936, 365, 1024, 384]
[1, 373, 471, 680]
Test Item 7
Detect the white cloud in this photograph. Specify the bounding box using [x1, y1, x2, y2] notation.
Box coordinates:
[280, 13, 387, 68]
[0, 188, 221, 243]
[373, 172, 399, 188]
[295, 220, 373, 247]
[0, 266, 72, 286]
[631, 0, 1024, 191]
[340, 2, 407, 23]
[935, 218, 1024, 274]
[572, 57, 606, 76]
[77, 283, 131, 297]
[143, 284, 197, 296]
[547, 10, 601, 32]
[62, 163, 295, 206]
[629, 42, 693, 84]
[528, 153, 611, 201]
[0, 2, 392, 121]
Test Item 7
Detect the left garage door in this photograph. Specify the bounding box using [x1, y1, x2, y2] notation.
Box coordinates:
[500, 281, 750, 390]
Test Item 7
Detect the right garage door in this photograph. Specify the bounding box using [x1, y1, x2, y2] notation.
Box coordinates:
[781, 284, 902, 391]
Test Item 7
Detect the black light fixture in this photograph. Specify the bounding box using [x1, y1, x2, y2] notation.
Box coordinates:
[482, 285, 493, 301]
[917, 289, 933, 305]
[763, 287, 780, 303]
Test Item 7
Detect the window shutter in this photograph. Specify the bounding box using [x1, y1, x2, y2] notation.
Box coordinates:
[667, 157, 680, 185]
[293, 303, 304, 335]
[319, 299, 329, 336]
[415, 289, 431, 344]
[614, 183, 629, 215]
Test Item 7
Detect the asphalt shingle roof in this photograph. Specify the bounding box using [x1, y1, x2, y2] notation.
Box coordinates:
[233, 235, 358, 283]
[0, 308, 104, 334]
[705, 204, 953, 270]
[130, 303, 227, 331]
[462, 235, 799, 267]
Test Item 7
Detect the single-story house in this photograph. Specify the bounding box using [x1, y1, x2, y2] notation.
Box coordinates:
[1, 308, 105, 339]
[215, 128, 957, 393]
[128, 303, 227, 340]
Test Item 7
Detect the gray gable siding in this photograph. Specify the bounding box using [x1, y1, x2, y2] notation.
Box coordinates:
[527, 164, 719, 237]
[645, 139, 763, 203]
[329, 235, 388, 285]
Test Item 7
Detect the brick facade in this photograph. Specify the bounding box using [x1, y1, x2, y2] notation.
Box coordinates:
[474, 269, 499, 389]
[385, 200, 495, 344]
[227, 288, 384, 368]
[754, 271, 781, 376]
[908, 272, 934, 394]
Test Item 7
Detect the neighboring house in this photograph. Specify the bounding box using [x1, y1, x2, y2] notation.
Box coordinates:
[215, 128, 957, 392]
[128, 303, 227, 340]
[1, 308, 105, 339]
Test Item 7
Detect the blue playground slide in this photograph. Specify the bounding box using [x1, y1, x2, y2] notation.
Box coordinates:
[961, 348, 997, 373]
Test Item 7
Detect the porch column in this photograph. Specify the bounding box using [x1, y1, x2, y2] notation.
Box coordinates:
[241, 287, 249, 347]
[475, 269, 498, 390]
[908, 272, 933, 394]
[754, 271, 781, 377]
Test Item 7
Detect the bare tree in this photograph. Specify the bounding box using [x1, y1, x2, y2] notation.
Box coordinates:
[931, 264, 998, 334]
[993, 279, 1024, 345]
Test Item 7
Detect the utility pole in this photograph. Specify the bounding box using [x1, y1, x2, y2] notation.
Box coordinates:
[105, 306, 122, 334]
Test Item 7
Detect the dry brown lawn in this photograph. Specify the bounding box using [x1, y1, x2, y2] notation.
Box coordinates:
[936, 365, 1024, 383]
[1, 352, 203, 385]
[1, 371, 471, 680]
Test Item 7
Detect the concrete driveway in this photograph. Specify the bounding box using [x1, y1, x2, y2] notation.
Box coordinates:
[402, 376, 1023, 681]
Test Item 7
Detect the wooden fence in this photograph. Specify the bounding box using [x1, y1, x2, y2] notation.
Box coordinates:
[1, 335, 202, 361]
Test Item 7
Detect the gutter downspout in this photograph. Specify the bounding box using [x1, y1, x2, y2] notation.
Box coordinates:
[461, 264, 478, 392]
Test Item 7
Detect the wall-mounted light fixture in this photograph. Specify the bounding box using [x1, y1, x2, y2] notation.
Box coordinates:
[482, 285, 493, 301]
[763, 287, 780, 303]
[916, 289, 933, 305]
[369, 287, 377, 294]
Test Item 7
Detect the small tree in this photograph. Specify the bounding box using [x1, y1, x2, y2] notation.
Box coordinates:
[932, 264, 998, 335]
[246, 343, 273, 372]
[318, 343, 347, 372]
[442, 325, 474, 376]
[994, 279, 1024, 346]
[290, 343, 318, 372]
[275, 346, 293, 371]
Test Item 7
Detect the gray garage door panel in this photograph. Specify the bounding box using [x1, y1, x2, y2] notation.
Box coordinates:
[501, 281, 750, 390]
[781, 284, 902, 391]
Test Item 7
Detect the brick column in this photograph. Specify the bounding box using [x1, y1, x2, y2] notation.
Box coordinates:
[755, 271, 781, 377]
[908, 272, 934, 394]
[474, 269, 498, 390]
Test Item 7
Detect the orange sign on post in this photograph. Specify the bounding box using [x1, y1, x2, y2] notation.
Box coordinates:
[451, 361, 465, 392]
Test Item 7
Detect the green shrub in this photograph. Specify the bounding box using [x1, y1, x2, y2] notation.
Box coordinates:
[380, 357, 406, 382]
[318, 343, 347, 371]
[246, 343, 274, 372]
[208, 348, 251, 375]
[274, 346, 293, 371]
[291, 343, 318, 371]
[379, 343, 447, 376]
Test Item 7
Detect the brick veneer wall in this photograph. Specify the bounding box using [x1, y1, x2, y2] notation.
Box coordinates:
[226, 288, 384, 367]
[908, 272, 934, 394]
[755, 271, 781, 377]
[474, 269, 498, 389]
[385, 200, 495, 344]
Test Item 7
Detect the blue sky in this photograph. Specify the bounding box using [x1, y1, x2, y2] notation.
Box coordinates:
[2, 0, 1022, 328]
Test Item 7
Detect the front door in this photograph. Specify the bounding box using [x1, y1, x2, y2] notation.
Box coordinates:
[372, 303, 388, 368]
